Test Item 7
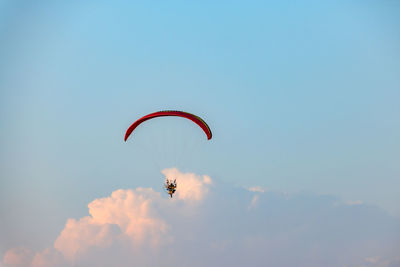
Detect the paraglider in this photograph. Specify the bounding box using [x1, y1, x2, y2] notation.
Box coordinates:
[164, 179, 177, 198]
[124, 110, 212, 141]
[124, 110, 212, 198]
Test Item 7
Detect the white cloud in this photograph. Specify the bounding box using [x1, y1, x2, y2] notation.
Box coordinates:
[2, 247, 33, 267]
[248, 186, 265, 193]
[31, 248, 66, 267]
[2, 168, 399, 267]
[161, 168, 211, 202]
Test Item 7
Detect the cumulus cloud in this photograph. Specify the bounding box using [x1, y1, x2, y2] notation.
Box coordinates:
[54, 187, 168, 262]
[162, 168, 211, 202]
[51, 168, 213, 265]
[2, 247, 33, 266]
[2, 168, 399, 267]
[30, 248, 66, 267]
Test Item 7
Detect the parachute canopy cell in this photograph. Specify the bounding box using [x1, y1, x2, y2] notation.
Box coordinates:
[124, 110, 212, 141]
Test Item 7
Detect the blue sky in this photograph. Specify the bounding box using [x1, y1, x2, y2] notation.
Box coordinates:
[1, 1, 400, 266]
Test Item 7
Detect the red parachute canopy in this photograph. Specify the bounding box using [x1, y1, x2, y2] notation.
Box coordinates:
[124, 110, 212, 141]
